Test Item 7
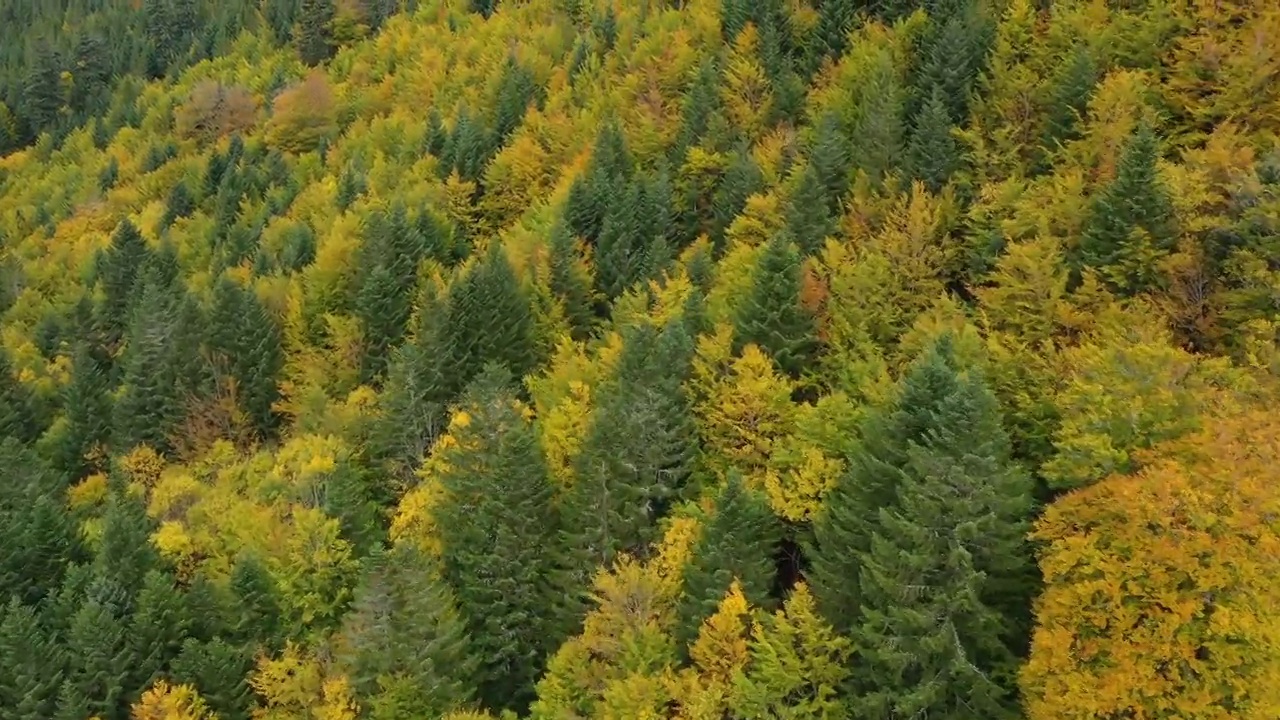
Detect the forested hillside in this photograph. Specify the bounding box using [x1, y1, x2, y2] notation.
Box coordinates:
[1, 0, 1279, 718]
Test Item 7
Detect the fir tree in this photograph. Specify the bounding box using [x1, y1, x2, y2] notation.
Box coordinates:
[206, 276, 284, 438]
[566, 322, 697, 571]
[93, 491, 160, 604]
[0, 599, 65, 720]
[734, 234, 817, 379]
[905, 86, 961, 192]
[338, 545, 478, 719]
[0, 348, 36, 443]
[171, 638, 254, 720]
[112, 274, 186, 454]
[547, 221, 595, 340]
[811, 0, 858, 70]
[95, 220, 153, 352]
[912, 8, 993, 125]
[58, 598, 133, 720]
[162, 181, 195, 229]
[810, 113, 850, 210]
[847, 341, 1034, 719]
[493, 56, 540, 141]
[296, 0, 336, 66]
[70, 33, 110, 116]
[595, 179, 653, 301]
[1039, 45, 1098, 161]
[433, 367, 571, 713]
[22, 42, 62, 135]
[442, 243, 538, 388]
[710, 151, 765, 250]
[129, 570, 193, 696]
[1076, 122, 1178, 294]
[786, 162, 834, 257]
[227, 554, 282, 649]
[676, 476, 782, 647]
[0, 441, 82, 606]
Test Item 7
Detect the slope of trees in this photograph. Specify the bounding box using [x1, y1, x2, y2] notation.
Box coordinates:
[1, 0, 1279, 717]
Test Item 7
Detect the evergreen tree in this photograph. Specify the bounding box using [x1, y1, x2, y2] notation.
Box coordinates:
[786, 162, 834, 257]
[566, 322, 697, 571]
[442, 243, 538, 389]
[93, 491, 160, 604]
[227, 554, 281, 649]
[595, 179, 654, 300]
[810, 113, 850, 210]
[22, 42, 62, 135]
[672, 59, 721, 162]
[113, 274, 187, 454]
[0, 441, 81, 606]
[905, 86, 961, 192]
[355, 208, 422, 383]
[206, 276, 283, 438]
[811, 0, 858, 70]
[1076, 122, 1178, 294]
[493, 56, 540, 141]
[129, 570, 193, 696]
[338, 545, 478, 719]
[70, 33, 111, 116]
[296, 0, 336, 66]
[1039, 45, 1098, 162]
[734, 233, 817, 379]
[710, 151, 765, 250]
[433, 367, 571, 713]
[808, 340, 1036, 710]
[565, 121, 631, 243]
[846, 341, 1034, 719]
[0, 599, 65, 720]
[161, 182, 195, 229]
[0, 348, 36, 443]
[912, 7, 993, 125]
[171, 638, 254, 720]
[58, 598, 133, 720]
[95, 220, 153, 352]
[676, 476, 782, 647]
[547, 221, 595, 341]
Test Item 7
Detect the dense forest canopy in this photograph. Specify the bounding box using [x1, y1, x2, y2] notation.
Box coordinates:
[1, 0, 1279, 718]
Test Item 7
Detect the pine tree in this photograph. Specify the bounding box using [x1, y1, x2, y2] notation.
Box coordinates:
[0, 599, 65, 720]
[1076, 122, 1178, 294]
[734, 234, 817, 379]
[338, 545, 478, 719]
[493, 56, 540, 141]
[595, 179, 653, 301]
[566, 121, 631, 243]
[59, 343, 111, 473]
[810, 112, 850, 212]
[811, 0, 858, 70]
[912, 7, 993, 125]
[433, 367, 571, 713]
[905, 86, 961, 192]
[162, 182, 195, 229]
[70, 33, 110, 116]
[676, 476, 782, 647]
[171, 638, 254, 720]
[355, 208, 422, 383]
[296, 0, 336, 66]
[566, 322, 697, 571]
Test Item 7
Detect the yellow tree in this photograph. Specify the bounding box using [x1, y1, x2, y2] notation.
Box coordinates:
[1023, 410, 1280, 720]
[250, 643, 360, 720]
[133, 681, 219, 720]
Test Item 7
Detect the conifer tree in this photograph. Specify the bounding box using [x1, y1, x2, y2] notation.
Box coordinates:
[734, 233, 817, 379]
[95, 220, 152, 352]
[93, 491, 160, 604]
[296, 0, 336, 66]
[912, 8, 993, 124]
[786, 162, 834, 257]
[129, 570, 193, 696]
[432, 367, 571, 713]
[22, 42, 62, 135]
[1039, 46, 1098, 159]
[566, 121, 632, 243]
[1076, 122, 1178, 294]
[171, 638, 254, 720]
[547, 221, 595, 340]
[566, 322, 698, 570]
[0, 599, 65, 720]
[58, 597, 134, 720]
[443, 243, 537, 388]
[710, 151, 764, 249]
[70, 33, 110, 116]
[206, 277, 283, 438]
[811, 0, 858, 70]
[808, 338, 1034, 717]
[676, 476, 781, 647]
[595, 179, 654, 300]
[338, 545, 478, 719]
[227, 554, 282, 649]
[0, 348, 36, 443]
[810, 112, 850, 209]
[493, 56, 540, 141]
[57, 341, 112, 478]
[905, 86, 961, 192]
[113, 275, 187, 454]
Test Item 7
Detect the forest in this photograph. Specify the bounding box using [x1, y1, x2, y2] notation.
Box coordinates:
[0, 0, 1278, 718]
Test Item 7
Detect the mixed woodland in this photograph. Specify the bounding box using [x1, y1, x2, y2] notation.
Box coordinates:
[1, 0, 1280, 718]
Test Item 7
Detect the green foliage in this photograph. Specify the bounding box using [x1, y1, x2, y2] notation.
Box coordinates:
[734, 233, 817, 378]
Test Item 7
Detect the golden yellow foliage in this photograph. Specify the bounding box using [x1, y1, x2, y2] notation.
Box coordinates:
[132, 680, 219, 720]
